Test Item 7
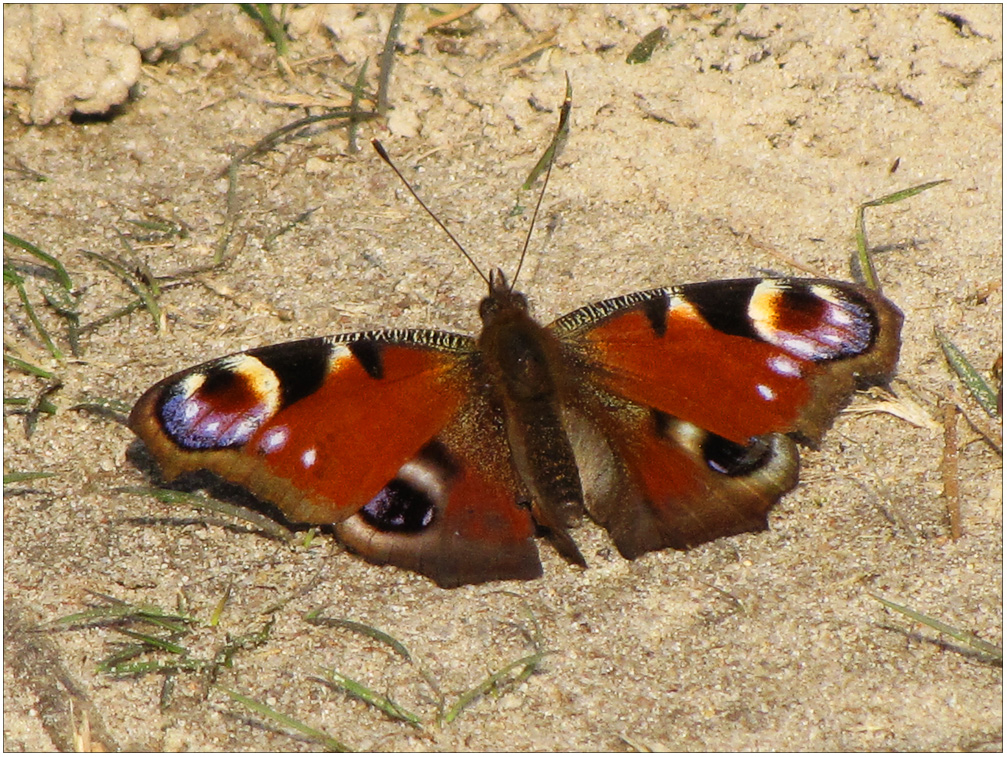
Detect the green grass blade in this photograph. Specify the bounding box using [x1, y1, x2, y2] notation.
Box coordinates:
[870, 593, 1002, 661]
[52, 594, 194, 633]
[444, 650, 547, 724]
[3, 355, 55, 379]
[97, 642, 154, 672]
[304, 613, 444, 710]
[861, 179, 950, 209]
[935, 328, 1000, 417]
[70, 396, 133, 417]
[42, 284, 82, 356]
[126, 217, 188, 238]
[121, 486, 294, 542]
[78, 298, 147, 335]
[216, 686, 351, 751]
[209, 582, 232, 627]
[346, 60, 369, 154]
[23, 380, 63, 437]
[215, 619, 274, 668]
[523, 74, 573, 190]
[264, 207, 320, 250]
[854, 179, 948, 291]
[215, 108, 378, 264]
[5, 394, 58, 417]
[4, 471, 58, 484]
[303, 614, 412, 661]
[3, 231, 74, 290]
[377, 3, 406, 116]
[30, 397, 59, 416]
[626, 26, 668, 64]
[319, 669, 422, 727]
[240, 3, 289, 56]
[114, 628, 189, 656]
[81, 249, 164, 332]
[99, 657, 176, 676]
[9, 274, 64, 359]
[115, 230, 161, 298]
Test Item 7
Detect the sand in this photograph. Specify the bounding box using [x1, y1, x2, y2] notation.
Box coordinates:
[4, 5, 1001, 751]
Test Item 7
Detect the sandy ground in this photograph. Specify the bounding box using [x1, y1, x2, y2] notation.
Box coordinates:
[4, 4, 1002, 751]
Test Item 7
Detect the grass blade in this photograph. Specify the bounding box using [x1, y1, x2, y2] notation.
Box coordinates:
[3, 231, 74, 290]
[319, 669, 422, 727]
[4, 470, 58, 484]
[52, 593, 194, 632]
[216, 686, 350, 751]
[444, 650, 547, 724]
[853, 179, 948, 291]
[626, 26, 668, 64]
[3, 355, 55, 379]
[24, 380, 63, 437]
[209, 582, 232, 628]
[240, 3, 289, 57]
[861, 179, 950, 208]
[4, 396, 58, 416]
[305, 612, 444, 712]
[121, 486, 294, 543]
[870, 593, 1002, 661]
[69, 396, 132, 417]
[304, 613, 413, 661]
[42, 284, 82, 356]
[78, 298, 147, 335]
[523, 74, 573, 191]
[6, 266, 64, 359]
[377, 4, 406, 116]
[81, 249, 164, 332]
[114, 628, 189, 656]
[935, 328, 1000, 417]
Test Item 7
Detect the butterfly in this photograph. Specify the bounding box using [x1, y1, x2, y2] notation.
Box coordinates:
[129, 138, 903, 589]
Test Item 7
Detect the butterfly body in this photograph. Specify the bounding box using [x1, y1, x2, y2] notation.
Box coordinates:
[130, 271, 902, 587]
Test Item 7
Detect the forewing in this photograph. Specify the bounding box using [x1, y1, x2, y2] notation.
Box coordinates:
[552, 278, 903, 444]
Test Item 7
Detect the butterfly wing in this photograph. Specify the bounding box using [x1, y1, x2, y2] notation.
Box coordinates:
[129, 331, 540, 587]
[552, 278, 903, 557]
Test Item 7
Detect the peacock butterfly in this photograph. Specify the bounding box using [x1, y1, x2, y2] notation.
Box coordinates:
[129, 119, 903, 588]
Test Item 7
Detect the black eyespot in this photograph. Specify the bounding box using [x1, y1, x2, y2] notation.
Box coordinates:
[360, 479, 436, 533]
[703, 434, 773, 476]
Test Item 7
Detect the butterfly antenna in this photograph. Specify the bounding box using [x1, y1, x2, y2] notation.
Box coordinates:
[511, 147, 554, 293]
[510, 76, 572, 292]
[372, 139, 490, 287]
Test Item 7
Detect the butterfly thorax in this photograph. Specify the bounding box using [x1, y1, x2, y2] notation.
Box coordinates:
[477, 268, 563, 403]
[476, 269, 587, 566]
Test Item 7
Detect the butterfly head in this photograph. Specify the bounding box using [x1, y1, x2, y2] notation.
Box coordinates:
[479, 268, 530, 327]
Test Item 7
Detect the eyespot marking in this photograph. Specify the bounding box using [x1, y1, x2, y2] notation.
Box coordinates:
[157, 354, 282, 450]
[358, 444, 457, 535]
[361, 478, 437, 533]
[749, 280, 879, 362]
